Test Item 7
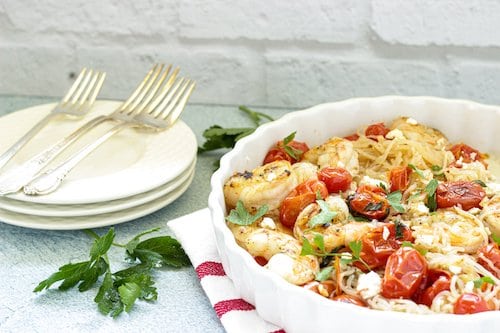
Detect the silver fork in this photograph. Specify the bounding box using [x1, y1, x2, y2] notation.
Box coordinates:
[0, 68, 106, 171]
[24, 77, 196, 195]
[0, 64, 176, 195]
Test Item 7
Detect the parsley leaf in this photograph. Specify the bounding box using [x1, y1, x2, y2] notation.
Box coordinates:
[408, 164, 425, 178]
[239, 106, 274, 126]
[308, 200, 338, 228]
[473, 179, 487, 187]
[387, 191, 405, 213]
[35, 227, 189, 318]
[401, 241, 414, 248]
[226, 200, 269, 226]
[315, 266, 334, 282]
[425, 179, 439, 212]
[198, 106, 274, 153]
[492, 234, 500, 246]
[282, 131, 304, 160]
[393, 219, 405, 240]
[473, 276, 496, 288]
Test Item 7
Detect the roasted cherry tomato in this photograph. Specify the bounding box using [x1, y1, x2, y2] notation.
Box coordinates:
[365, 122, 390, 140]
[347, 184, 390, 220]
[344, 133, 360, 141]
[318, 167, 353, 193]
[263, 140, 309, 165]
[331, 294, 367, 307]
[415, 269, 451, 307]
[450, 143, 487, 167]
[389, 165, 413, 192]
[358, 223, 413, 270]
[254, 256, 268, 266]
[279, 179, 328, 228]
[478, 243, 500, 278]
[453, 293, 490, 314]
[381, 247, 428, 299]
[436, 181, 486, 211]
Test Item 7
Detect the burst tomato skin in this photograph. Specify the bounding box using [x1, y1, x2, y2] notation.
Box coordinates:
[279, 179, 328, 228]
[344, 133, 360, 141]
[415, 269, 451, 307]
[381, 247, 428, 299]
[478, 243, 500, 278]
[436, 181, 486, 211]
[358, 223, 413, 270]
[450, 143, 487, 167]
[331, 294, 367, 307]
[389, 166, 413, 192]
[263, 140, 309, 165]
[347, 184, 390, 220]
[365, 122, 390, 139]
[318, 167, 353, 193]
[453, 293, 490, 314]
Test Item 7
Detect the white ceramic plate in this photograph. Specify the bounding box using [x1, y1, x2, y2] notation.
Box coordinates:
[209, 96, 500, 333]
[0, 100, 197, 204]
[0, 167, 194, 230]
[0, 157, 196, 217]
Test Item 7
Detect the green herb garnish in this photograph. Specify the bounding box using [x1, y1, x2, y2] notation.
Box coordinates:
[308, 200, 337, 228]
[473, 180, 487, 187]
[226, 200, 269, 226]
[425, 179, 439, 212]
[387, 191, 405, 213]
[473, 276, 496, 288]
[198, 106, 274, 153]
[492, 234, 500, 246]
[408, 164, 425, 178]
[34, 228, 190, 318]
[315, 266, 334, 282]
[282, 131, 304, 160]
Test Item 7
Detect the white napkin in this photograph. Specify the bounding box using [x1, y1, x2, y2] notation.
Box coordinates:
[168, 208, 284, 333]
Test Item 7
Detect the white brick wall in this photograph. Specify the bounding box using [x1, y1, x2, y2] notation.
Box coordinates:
[2, 0, 500, 108]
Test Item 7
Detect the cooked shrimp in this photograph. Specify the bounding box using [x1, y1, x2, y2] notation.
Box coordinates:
[224, 160, 299, 214]
[293, 196, 374, 252]
[411, 207, 488, 254]
[303, 137, 359, 176]
[480, 194, 500, 237]
[229, 224, 319, 285]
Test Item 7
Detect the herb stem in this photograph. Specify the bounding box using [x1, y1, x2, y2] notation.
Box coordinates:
[83, 229, 100, 240]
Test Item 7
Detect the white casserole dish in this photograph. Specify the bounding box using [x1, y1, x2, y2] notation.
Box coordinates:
[208, 96, 500, 333]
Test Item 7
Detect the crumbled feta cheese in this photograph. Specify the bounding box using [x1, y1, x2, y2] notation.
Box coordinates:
[382, 226, 390, 241]
[449, 265, 462, 275]
[465, 281, 474, 293]
[266, 172, 277, 182]
[406, 118, 418, 125]
[356, 271, 381, 299]
[386, 129, 405, 140]
[487, 182, 500, 192]
[260, 217, 276, 230]
[418, 235, 434, 246]
[468, 207, 481, 215]
[416, 203, 429, 214]
[337, 161, 345, 168]
[360, 176, 388, 189]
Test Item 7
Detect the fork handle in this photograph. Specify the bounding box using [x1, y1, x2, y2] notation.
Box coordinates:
[0, 115, 109, 195]
[24, 122, 131, 196]
[0, 112, 57, 171]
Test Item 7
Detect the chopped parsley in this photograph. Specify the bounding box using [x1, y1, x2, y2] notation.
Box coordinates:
[425, 179, 439, 212]
[226, 200, 269, 226]
[308, 200, 338, 228]
[387, 191, 405, 213]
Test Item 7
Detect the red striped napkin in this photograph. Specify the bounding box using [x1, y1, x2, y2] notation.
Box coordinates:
[168, 208, 285, 333]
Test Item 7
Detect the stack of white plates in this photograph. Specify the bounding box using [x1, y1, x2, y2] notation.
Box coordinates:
[0, 101, 197, 230]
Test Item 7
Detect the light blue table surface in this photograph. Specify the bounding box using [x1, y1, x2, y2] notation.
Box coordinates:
[0, 95, 290, 333]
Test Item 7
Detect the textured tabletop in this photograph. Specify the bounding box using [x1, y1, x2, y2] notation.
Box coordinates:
[0, 95, 288, 333]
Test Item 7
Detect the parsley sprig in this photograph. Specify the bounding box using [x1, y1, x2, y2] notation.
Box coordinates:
[198, 106, 274, 153]
[226, 200, 269, 226]
[308, 200, 337, 228]
[425, 179, 439, 212]
[301, 234, 370, 270]
[387, 190, 405, 213]
[473, 276, 496, 288]
[282, 131, 303, 160]
[34, 228, 190, 318]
